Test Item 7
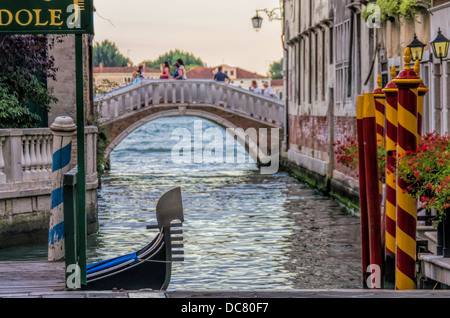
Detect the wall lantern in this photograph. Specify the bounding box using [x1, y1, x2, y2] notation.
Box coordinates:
[430, 28, 450, 62]
[407, 34, 426, 61]
[251, 13, 263, 31]
[251, 8, 282, 31]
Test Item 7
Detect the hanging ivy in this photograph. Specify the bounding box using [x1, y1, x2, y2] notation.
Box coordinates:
[362, 0, 430, 23]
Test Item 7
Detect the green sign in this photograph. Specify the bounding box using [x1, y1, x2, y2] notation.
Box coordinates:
[0, 0, 93, 34]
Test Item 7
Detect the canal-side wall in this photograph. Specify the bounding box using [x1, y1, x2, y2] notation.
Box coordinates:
[0, 127, 99, 249]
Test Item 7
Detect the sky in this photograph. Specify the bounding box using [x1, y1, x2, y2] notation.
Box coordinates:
[93, 0, 284, 76]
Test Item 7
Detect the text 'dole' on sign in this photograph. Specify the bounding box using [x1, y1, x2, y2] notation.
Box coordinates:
[0, 0, 93, 34]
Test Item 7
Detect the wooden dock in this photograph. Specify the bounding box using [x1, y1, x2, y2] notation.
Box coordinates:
[0, 261, 66, 297]
[2, 261, 450, 298]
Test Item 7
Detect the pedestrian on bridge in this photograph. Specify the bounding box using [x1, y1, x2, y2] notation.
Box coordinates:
[138, 65, 146, 79]
[214, 66, 230, 84]
[173, 62, 184, 80]
[263, 81, 277, 98]
[160, 61, 170, 79]
[132, 71, 143, 84]
[250, 80, 262, 94]
[177, 59, 188, 80]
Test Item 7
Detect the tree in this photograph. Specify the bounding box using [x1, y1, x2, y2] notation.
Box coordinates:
[268, 58, 283, 79]
[93, 40, 131, 67]
[0, 35, 62, 128]
[142, 49, 204, 71]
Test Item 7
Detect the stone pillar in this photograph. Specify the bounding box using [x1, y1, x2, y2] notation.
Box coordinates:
[48, 116, 76, 262]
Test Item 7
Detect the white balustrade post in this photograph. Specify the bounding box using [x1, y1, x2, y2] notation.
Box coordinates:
[48, 116, 77, 262]
[0, 137, 5, 184]
[22, 136, 31, 181]
[35, 135, 44, 180]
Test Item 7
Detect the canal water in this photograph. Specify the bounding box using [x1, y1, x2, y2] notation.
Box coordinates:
[0, 117, 362, 290]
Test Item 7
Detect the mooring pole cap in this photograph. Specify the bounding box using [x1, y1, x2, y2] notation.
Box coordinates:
[50, 116, 77, 132]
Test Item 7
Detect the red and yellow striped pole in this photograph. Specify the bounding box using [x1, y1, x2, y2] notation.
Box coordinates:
[382, 66, 398, 286]
[393, 48, 422, 290]
[414, 60, 429, 139]
[373, 74, 386, 257]
[373, 74, 386, 146]
[362, 93, 383, 288]
[356, 95, 370, 288]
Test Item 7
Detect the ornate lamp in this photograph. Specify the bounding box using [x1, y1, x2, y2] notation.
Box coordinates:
[251, 8, 282, 31]
[407, 34, 426, 62]
[251, 13, 263, 31]
[430, 28, 450, 61]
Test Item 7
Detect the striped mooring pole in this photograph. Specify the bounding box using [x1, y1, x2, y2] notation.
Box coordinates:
[373, 74, 386, 263]
[362, 92, 383, 288]
[373, 74, 386, 147]
[414, 60, 429, 139]
[393, 48, 422, 290]
[382, 66, 399, 286]
[48, 117, 76, 262]
[356, 95, 371, 288]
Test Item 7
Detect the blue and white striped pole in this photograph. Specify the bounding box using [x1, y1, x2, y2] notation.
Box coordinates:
[48, 116, 76, 262]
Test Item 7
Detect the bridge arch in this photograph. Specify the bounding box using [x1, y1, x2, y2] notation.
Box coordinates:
[96, 79, 284, 165]
[105, 108, 273, 164]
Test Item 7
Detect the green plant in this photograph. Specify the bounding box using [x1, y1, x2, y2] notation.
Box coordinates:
[94, 79, 121, 95]
[398, 0, 430, 20]
[141, 49, 204, 71]
[362, 0, 430, 22]
[0, 75, 55, 128]
[397, 132, 450, 222]
[0, 35, 62, 128]
[333, 136, 386, 182]
[93, 40, 131, 67]
[87, 112, 109, 182]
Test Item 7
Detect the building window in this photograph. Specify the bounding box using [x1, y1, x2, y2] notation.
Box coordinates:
[334, 19, 351, 105]
[309, 36, 312, 104]
[322, 29, 326, 101]
[329, 27, 333, 64]
[230, 70, 234, 76]
[315, 31, 319, 101]
[297, 40, 301, 105]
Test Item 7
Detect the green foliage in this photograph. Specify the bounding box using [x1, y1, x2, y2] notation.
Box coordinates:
[399, 0, 430, 20]
[93, 40, 131, 67]
[362, 0, 430, 22]
[268, 58, 283, 79]
[0, 34, 61, 128]
[141, 49, 204, 71]
[96, 125, 109, 180]
[94, 79, 121, 96]
[87, 112, 109, 181]
[0, 73, 55, 128]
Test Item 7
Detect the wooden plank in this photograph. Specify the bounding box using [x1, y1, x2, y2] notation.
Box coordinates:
[0, 261, 65, 294]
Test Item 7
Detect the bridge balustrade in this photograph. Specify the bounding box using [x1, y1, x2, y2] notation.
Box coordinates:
[94, 80, 284, 127]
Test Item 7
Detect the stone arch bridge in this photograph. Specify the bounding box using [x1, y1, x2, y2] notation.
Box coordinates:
[94, 79, 285, 164]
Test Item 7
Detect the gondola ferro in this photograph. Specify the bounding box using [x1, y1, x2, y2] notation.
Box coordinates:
[85, 187, 184, 290]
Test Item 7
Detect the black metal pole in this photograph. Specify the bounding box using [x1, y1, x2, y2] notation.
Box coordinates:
[75, 33, 87, 285]
[443, 212, 450, 258]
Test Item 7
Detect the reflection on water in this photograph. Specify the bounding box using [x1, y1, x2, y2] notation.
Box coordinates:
[0, 117, 362, 290]
[87, 117, 362, 290]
